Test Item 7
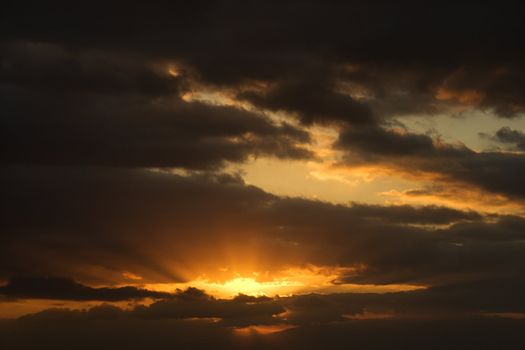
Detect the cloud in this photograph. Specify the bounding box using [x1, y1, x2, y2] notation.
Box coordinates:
[1, 2, 524, 348]
[134, 290, 284, 327]
[335, 125, 525, 200]
[2, 279, 525, 349]
[0, 276, 171, 301]
[10, 286, 284, 328]
[2, 2, 524, 142]
[344, 203, 481, 225]
[238, 73, 375, 125]
[0, 41, 312, 170]
[489, 127, 525, 151]
[335, 125, 469, 157]
[2, 313, 524, 350]
[2, 314, 524, 350]
[2, 165, 524, 287]
[10, 278, 525, 324]
[1, 41, 182, 96]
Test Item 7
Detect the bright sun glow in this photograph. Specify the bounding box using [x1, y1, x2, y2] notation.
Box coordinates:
[144, 266, 425, 298]
[193, 277, 301, 297]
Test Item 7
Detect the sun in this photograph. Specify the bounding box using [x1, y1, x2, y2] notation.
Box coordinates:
[143, 266, 425, 299]
[193, 277, 302, 297]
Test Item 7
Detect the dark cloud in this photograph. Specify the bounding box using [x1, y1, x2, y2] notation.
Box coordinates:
[7, 286, 284, 328]
[336, 125, 469, 157]
[232, 294, 273, 303]
[2, 165, 524, 287]
[2, 280, 525, 349]
[1, 2, 525, 347]
[435, 65, 525, 118]
[1, 91, 312, 169]
[0, 316, 237, 350]
[344, 203, 481, 225]
[0, 166, 275, 282]
[1, 41, 183, 96]
[490, 127, 525, 151]
[0, 276, 171, 301]
[238, 74, 374, 125]
[10, 279, 525, 321]
[2, 314, 524, 350]
[134, 292, 284, 327]
[2, 314, 523, 350]
[336, 125, 525, 200]
[277, 279, 525, 324]
[0, 1, 523, 186]
[0, 42, 312, 169]
[1, 1, 523, 137]
[274, 317, 525, 350]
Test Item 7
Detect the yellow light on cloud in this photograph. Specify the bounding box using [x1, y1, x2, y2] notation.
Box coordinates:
[145, 266, 424, 298]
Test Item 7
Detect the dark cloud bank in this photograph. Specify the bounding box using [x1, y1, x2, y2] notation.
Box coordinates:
[3, 166, 525, 287]
[0, 276, 171, 301]
[2, 167, 525, 347]
[1, 282, 525, 350]
[1, 1, 524, 196]
[2, 0, 525, 348]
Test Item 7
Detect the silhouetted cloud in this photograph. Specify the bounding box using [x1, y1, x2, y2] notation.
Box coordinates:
[2, 165, 524, 287]
[238, 74, 375, 125]
[0, 276, 171, 301]
[0, 42, 312, 169]
[336, 125, 525, 200]
[1, 2, 524, 347]
[2, 280, 525, 349]
[490, 127, 525, 151]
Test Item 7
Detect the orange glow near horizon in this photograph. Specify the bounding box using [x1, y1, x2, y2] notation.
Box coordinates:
[233, 324, 297, 336]
[144, 266, 425, 298]
[0, 267, 424, 319]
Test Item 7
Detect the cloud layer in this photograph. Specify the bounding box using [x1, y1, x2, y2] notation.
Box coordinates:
[1, 1, 525, 347]
[2, 166, 524, 287]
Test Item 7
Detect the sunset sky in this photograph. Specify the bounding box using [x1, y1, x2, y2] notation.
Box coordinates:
[1, 1, 525, 349]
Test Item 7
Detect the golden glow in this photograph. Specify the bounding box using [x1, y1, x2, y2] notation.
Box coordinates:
[238, 158, 422, 206]
[380, 185, 525, 216]
[145, 266, 425, 298]
[0, 299, 146, 319]
[436, 87, 485, 105]
[163, 78, 525, 216]
[233, 324, 296, 335]
[122, 271, 143, 281]
[193, 277, 301, 297]
[167, 66, 180, 77]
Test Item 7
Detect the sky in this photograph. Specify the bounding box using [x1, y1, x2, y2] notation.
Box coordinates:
[1, 1, 525, 349]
